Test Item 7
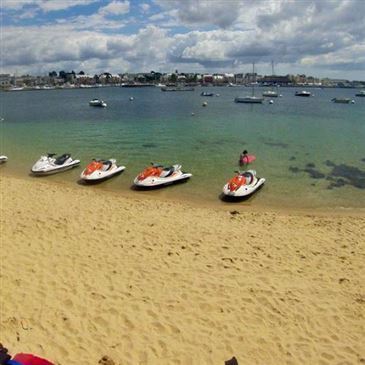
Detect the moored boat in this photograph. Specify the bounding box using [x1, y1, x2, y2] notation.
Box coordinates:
[295, 90, 311, 97]
[355, 90, 365, 97]
[262, 90, 278, 97]
[235, 96, 264, 104]
[89, 99, 107, 107]
[331, 97, 355, 104]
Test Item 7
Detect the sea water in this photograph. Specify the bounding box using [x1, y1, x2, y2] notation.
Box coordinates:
[1, 86, 364, 209]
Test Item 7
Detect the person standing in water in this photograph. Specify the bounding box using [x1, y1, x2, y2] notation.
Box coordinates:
[239, 150, 249, 165]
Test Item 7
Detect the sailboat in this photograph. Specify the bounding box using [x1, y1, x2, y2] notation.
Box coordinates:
[234, 62, 264, 104]
[262, 61, 278, 97]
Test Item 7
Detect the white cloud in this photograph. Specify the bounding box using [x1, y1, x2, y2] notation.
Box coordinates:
[1, 0, 364, 79]
[98, 0, 130, 16]
[139, 3, 150, 13]
[1, 0, 98, 12]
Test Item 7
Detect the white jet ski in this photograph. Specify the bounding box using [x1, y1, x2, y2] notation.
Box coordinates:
[0, 155, 8, 163]
[80, 159, 125, 182]
[134, 163, 192, 188]
[223, 169, 265, 199]
[31, 153, 80, 175]
[89, 99, 107, 107]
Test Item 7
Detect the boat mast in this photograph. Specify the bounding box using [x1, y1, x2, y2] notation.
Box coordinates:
[252, 62, 255, 96]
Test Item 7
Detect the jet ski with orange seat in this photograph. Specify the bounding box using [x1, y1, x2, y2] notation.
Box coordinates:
[80, 159, 125, 182]
[31, 153, 80, 175]
[134, 163, 192, 188]
[223, 169, 265, 199]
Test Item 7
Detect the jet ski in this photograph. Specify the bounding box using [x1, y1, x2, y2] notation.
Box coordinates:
[0, 155, 8, 163]
[31, 153, 80, 175]
[134, 163, 192, 188]
[222, 169, 265, 199]
[80, 159, 125, 182]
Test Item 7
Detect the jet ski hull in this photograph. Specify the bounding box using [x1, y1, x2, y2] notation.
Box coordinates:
[31, 160, 80, 175]
[0, 155, 8, 163]
[81, 165, 125, 182]
[134, 172, 192, 188]
[222, 177, 265, 200]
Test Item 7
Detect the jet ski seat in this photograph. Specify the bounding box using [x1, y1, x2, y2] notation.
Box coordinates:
[243, 172, 254, 184]
[54, 154, 71, 165]
[102, 160, 112, 171]
[161, 166, 174, 177]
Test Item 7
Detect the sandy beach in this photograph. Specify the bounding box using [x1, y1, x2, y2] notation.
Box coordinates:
[1, 174, 364, 365]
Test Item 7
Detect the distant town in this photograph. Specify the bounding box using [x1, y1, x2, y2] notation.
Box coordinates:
[1, 70, 364, 91]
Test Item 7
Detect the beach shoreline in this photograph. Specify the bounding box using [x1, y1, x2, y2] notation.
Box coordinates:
[1, 173, 364, 365]
[1, 169, 364, 217]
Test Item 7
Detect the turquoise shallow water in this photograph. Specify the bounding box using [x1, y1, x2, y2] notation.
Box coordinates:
[1, 86, 365, 209]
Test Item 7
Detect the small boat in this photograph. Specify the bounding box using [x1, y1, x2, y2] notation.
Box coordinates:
[262, 62, 279, 98]
[222, 170, 265, 199]
[234, 96, 264, 104]
[235, 63, 264, 104]
[134, 163, 192, 188]
[0, 155, 8, 163]
[355, 90, 365, 97]
[89, 99, 107, 107]
[202, 101, 208, 107]
[331, 98, 355, 104]
[295, 90, 311, 97]
[31, 153, 80, 175]
[200, 92, 214, 96]
[262, 90, 278, 97]
[80, 159, 125, 182]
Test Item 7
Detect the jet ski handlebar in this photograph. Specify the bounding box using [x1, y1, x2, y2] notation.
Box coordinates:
[47, 153, 57, 158]
[151, 162, 163, 167]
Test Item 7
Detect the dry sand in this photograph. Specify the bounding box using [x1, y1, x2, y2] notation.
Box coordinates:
[1, 174, 364, 365]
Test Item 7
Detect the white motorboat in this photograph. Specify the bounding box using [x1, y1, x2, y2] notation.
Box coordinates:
[31, 153, 80, 175]
[134, 163, 192, 188]
[222, 170, 265, 199]
[89, 99, 107, 107]
[0, 155, 8, 163]
[80, 159, 125, 182]
[295, 90, 311, 97]
[355, 90, 365, 97]
[201, 91, 214, 96]
[262, 90, 278, 97]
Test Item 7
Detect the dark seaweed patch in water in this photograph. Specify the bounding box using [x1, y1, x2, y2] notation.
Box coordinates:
[289, 156, 296, 161]
[304, 168, 325, 179]
[306, 163, 315, 168]
[330, 164, 365, 189]
[197, 138, 245, 146]
[325, 160, 335, 167]
[289, 166, 300, 173]
[327, 178, 347, 190]
[263, 141, 288, 148]
[290, 160, 365, 189]
[142, 143, 158, 148]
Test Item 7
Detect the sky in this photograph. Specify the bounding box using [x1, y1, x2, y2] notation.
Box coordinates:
[1, 0, 364, 80]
